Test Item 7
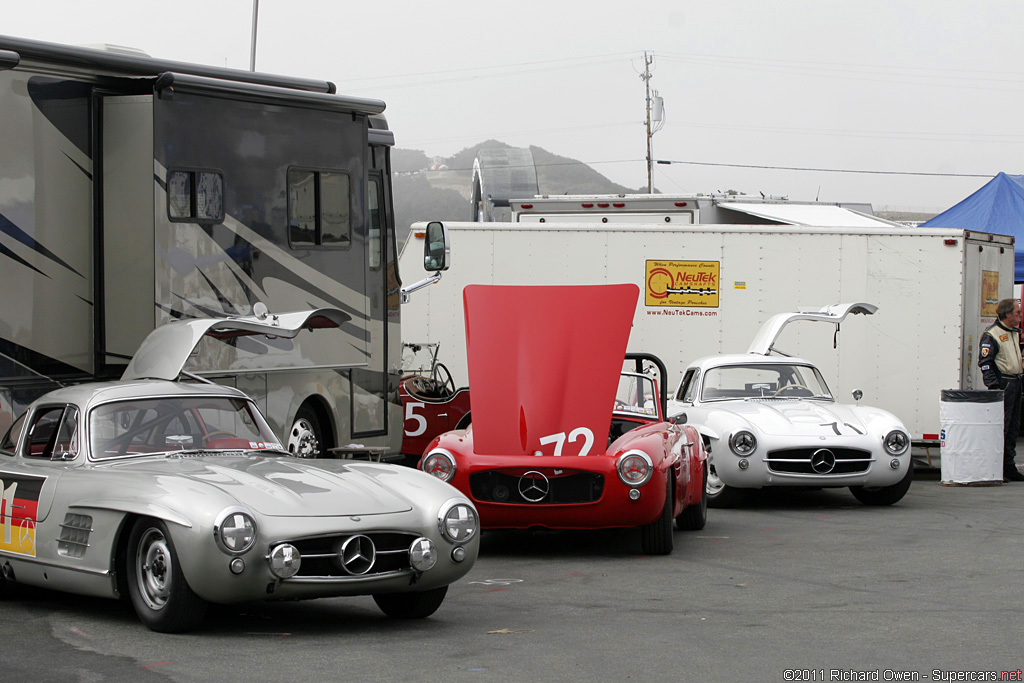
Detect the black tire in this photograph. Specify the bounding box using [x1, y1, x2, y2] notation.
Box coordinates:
[849, 462, 914, 506]
[640, 476, 674, 555]
[126, 518, 208, 633]
[373, 586, 448, 619]
[676, 462, 708, 531]
[706, 459, 748, 509]
[288, 405, 324, 458]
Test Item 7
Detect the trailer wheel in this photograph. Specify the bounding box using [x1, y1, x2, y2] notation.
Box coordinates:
[288, 405, 323, 458]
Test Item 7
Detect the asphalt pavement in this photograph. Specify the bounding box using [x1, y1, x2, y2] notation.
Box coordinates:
[0, 471, 1021, 682]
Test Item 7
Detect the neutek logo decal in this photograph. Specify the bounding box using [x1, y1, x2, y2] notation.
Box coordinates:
[645, 260, 720, 308]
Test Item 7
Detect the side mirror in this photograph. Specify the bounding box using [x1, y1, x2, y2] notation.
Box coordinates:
[423, 221, 450, 273]
[670, 413, 688, 425]
[852, 389, 863, 402]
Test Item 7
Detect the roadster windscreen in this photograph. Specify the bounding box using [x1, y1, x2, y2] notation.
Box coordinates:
[700, 364, 833, 401]
[89, 397, 282, 459]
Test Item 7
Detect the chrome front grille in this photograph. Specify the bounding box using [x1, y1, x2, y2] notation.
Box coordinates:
[282, 531, 419, 578]
[57, 513, 93, 558]
[766, 447, 872, 475]
[469, 469, 604, 504]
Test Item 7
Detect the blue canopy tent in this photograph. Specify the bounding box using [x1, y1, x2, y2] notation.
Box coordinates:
[921, 172, 1024, 282]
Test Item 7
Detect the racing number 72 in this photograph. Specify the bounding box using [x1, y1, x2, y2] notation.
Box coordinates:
[538, 428, 594, 457]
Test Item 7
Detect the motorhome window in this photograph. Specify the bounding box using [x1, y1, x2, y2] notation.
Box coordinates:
[167, 170, 224, 224]
[288, 168, 352, 248]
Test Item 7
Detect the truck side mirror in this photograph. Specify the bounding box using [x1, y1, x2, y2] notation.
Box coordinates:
[424, 221, 450, 272]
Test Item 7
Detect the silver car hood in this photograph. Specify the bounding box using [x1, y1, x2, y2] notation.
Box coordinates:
[727, 400, 867, 438]
[112, 455, 412, 517]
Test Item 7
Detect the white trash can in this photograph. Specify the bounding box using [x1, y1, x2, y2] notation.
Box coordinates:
[940, 389, 1004, 485]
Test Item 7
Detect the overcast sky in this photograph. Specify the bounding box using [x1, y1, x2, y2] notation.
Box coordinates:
[6, 0, 1023, 212]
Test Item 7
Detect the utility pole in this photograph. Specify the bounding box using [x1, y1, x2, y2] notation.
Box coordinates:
[249, 0, 260, 72]
[641, 51, 654, 193]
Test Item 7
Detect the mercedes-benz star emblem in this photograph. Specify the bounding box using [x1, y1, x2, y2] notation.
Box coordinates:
[518, 470, 551, 503]
[811, 449, 837, 474]
[339, 534, 376, 575]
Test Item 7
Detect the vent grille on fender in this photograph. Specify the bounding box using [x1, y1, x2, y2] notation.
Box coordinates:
[57, 513, 93, 558]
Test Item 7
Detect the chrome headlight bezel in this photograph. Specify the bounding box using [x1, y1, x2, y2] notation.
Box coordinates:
[617, 450, 654, 487]
[438, 498, 478, 544]
[214, 507, 257, 555]
[883, 429, 910, 455]
[729, 430, 757, 456]
[422, 448, 457, 482]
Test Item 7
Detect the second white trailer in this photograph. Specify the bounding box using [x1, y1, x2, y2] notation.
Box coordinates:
[399, 221, 1014, 457]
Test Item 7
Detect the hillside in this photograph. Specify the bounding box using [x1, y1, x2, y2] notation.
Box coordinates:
[390, 142, 937, 246]
[392, 141, 640, 246]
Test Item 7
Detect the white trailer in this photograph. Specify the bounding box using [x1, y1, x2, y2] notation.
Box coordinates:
[399, 220, 1015, 462]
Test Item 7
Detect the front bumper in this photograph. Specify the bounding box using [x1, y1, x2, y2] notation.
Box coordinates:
[714, 441, 910, 490]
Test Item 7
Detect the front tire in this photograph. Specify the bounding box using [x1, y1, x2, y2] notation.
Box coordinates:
[706, 460, 748, 508]
[676, 462, 708, 530]
[640, 476, 674, 555]
[126, 518, 208, 633]
[373, 586, 448, 619]
[849, 462, 914, 506]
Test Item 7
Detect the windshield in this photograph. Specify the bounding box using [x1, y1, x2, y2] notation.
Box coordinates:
[89, 396, 283, 460]
[614, 373, 660, 418]
[401, 342, 439, 374]
[700, 364, 832, 401]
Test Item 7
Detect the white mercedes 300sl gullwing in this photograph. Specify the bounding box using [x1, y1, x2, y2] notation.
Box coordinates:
[667, 303, 913, 508]
[0, 308, 478, 632]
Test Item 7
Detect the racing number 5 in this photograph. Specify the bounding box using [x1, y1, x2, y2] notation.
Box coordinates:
[404, 402, 427, 437]
[538, 428, 594, 457]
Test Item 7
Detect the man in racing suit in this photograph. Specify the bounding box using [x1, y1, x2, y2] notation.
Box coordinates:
[978, 298, 1024, 482]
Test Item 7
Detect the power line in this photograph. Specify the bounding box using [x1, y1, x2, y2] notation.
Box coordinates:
[655, 159, 996, 178]
[405, 156, 1000, 179]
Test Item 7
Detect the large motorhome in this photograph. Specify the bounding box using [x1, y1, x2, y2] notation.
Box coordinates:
[0, 35, 417, 457]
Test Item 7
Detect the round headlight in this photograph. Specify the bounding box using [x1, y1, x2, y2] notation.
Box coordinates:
[268, 543, 301, 579]
[422, 449, 456, 482]
[214, 508, 257, 554]
[617, 450, 653, 486]
[884, 430, 909, 455]
[438, 500, 478, 543]
[409, 537, 437, 571]
[729, 430, 757, 456]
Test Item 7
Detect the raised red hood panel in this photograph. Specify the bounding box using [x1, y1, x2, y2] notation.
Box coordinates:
[463, 284, 639, 456]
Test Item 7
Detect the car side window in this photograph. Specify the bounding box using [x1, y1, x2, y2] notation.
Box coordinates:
[0, 412, 27, 455]
[52, 406, 81, 460]
[22, 406, 67, 459]
[678, 369, 699, 402]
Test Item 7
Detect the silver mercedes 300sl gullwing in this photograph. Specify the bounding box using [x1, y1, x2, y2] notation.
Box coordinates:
[667, 303, 913, 509]
[0, 308, 479, 632]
